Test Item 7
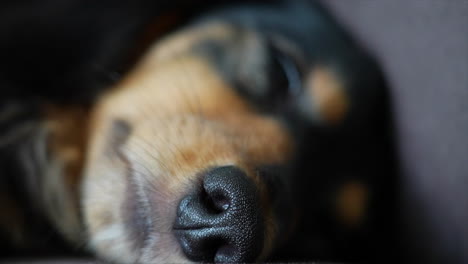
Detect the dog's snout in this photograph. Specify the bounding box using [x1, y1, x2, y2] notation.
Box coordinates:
[174, 166, 264, 263]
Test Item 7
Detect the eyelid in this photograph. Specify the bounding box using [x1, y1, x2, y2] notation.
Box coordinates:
[267, 34, 306, 95]
[274, 51, 302, 96]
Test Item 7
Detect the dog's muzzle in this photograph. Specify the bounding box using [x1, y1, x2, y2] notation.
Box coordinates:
[174, 166, 264, 263]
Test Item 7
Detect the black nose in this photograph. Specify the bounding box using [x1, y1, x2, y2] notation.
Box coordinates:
[174, 166, 264, 263]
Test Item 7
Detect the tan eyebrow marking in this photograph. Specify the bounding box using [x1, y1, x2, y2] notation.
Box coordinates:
[306, 66, 349, 125]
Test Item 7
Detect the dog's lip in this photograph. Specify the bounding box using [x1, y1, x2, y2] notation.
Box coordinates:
[173, 225, 212, 231]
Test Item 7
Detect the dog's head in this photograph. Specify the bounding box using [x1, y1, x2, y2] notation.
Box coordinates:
[78, 2, 390, 263]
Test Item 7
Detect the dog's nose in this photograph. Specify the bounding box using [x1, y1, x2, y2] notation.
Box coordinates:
[174, 166, 264, 263]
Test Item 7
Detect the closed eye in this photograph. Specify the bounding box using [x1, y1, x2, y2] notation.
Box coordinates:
[272, 46, 303, 96]
[266, 43, 303, 109]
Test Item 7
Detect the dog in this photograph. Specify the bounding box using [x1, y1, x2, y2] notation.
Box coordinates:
[0, 0, 397, 262]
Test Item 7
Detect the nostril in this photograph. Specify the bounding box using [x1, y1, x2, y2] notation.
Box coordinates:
[175, 227, 244, 263]
[215, 243, 239, 263]
[174, 166, 264, 263]
[202, 166, 252, 213]
[203, 187, 231, 213]
[176, 229, 226, 261]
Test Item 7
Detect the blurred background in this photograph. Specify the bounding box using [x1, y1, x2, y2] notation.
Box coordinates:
[0, 0, 467, 263]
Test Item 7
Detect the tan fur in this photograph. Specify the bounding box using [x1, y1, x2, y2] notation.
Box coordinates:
[79, 22, 294, 263]
[335, 181, 369, 228]
[147, 22, 236, 64]
[44, 105, 89, 196]
[306, 67, 349, 124]
[42, 106, 89, 244]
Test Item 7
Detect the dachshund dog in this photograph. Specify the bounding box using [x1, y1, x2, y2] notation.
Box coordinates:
[0, 0, 397, 263]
